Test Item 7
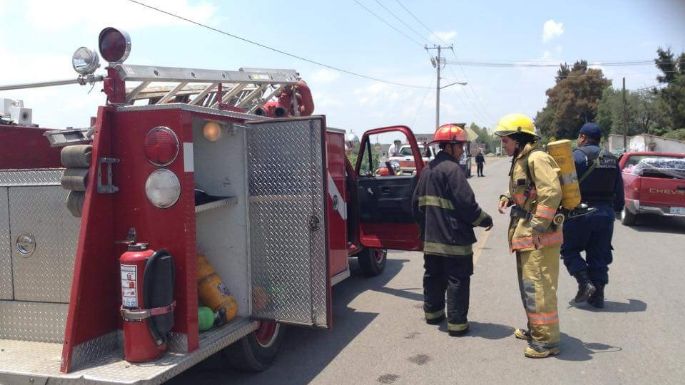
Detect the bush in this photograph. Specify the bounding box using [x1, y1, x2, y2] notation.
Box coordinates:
[662, 128, 685, 141]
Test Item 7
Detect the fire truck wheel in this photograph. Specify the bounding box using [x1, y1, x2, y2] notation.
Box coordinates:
[358, 248, 387, 277]
[223, 321, 285, 372]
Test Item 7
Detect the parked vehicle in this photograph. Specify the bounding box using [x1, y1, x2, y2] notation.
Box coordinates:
[0, 27, 425, 384]
[618, 151, 685, 225]
[389, 143, 434, 175]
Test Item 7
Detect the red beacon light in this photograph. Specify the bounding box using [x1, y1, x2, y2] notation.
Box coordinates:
[144, 127, 180, 167]
[98, 27, 131, 63]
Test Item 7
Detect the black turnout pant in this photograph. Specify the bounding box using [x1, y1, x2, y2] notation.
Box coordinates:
[423, 253, 474, 325]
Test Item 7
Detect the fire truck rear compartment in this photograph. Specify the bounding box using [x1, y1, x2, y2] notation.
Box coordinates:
[0, 111, 330, 384]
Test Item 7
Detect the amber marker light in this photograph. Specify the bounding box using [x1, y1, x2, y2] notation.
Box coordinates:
[202, 121, 223, 142]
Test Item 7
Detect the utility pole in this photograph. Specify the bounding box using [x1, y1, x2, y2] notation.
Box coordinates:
[622, 77, 627, 151]
[426, 44, 465, 130]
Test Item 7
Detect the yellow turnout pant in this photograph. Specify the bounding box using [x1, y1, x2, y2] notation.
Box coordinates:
[516, 246, 560, 349]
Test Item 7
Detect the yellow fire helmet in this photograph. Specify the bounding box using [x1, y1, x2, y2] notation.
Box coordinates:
[494, 113, 539, 137]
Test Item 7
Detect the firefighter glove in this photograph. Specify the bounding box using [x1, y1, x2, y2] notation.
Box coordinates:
[479, 213, 493, 229]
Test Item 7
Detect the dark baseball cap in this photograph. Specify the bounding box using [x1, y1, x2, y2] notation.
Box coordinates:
[579, 123, 602, 139]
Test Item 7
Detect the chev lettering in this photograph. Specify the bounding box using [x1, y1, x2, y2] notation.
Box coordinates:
[649, 188, 685, 195]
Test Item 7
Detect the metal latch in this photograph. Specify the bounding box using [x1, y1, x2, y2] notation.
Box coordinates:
[309, 215, 320, 232]
[97, 157, 120, 193]
[44, 128, 93, 147]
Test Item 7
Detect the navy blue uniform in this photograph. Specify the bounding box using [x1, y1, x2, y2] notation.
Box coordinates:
[561, 145, 624, 285]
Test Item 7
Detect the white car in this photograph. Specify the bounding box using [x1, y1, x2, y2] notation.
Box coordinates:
[389, 144, 435, 174]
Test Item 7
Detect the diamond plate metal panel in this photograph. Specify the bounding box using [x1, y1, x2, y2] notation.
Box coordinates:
[247, 118, 328, 326]
[0, 301, 67, 342]
[0, 169, 63, 186]
[1, 187, 12, 300]
[9, 186, 80, 303]
[167, 332, 189, 353]
[70, 331, 120, 372]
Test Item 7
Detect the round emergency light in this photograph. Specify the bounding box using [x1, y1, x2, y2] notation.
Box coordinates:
[144, 126, 180, 166]
[145, 169, 181, 209]
[202, 121, 222, 142]
[72, 47, 100, 75]
[98, 27, 131, 63]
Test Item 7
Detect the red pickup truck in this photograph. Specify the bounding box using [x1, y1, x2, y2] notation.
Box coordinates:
[618, 152, 685, 225]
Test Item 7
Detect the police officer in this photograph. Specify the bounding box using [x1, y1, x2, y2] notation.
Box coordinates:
[412, 123, 493, 336]
[495, 113, 563, 358]
[561, 123, 624, 308]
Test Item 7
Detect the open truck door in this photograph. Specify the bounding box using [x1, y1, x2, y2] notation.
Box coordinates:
[354, 126, 422, 251]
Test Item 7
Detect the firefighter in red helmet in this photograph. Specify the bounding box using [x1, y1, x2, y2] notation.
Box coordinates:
[412, 123, 493, 336]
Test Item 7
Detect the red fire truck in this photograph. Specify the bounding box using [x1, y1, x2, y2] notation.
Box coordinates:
[0, 28, 426, 384]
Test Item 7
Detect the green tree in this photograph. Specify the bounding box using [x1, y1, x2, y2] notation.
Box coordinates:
[469, 123, 499, 153]
[535, 60, 612, 139]
[653, 48, 685, 130]
[596, 87, 668, 136]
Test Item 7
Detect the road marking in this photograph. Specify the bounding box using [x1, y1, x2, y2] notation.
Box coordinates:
[473, 227, 493, 265]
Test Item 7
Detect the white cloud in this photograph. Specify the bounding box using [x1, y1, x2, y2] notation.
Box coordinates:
[23, 0, 217, 32]
[542, 19, 564, 43]
[541, 45, 563, 62]
[310, 69, 340, 84]
[312, 91, 343, 109]
[430, 31, 457, 44]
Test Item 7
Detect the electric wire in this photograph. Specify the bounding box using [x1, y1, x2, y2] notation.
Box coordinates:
[447, 51, 498, 125]
[413, 77, 436, 129]
[394, 0, 447, 43]
[446, 60, 675, 68]
[126, 0, 431, 89]
[352, 0, 425, 47]
[392, 1, 495, 125]
[373, 0, 428, 43]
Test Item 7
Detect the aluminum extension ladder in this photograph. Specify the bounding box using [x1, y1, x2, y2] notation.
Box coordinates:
[117, 64, 301, 113]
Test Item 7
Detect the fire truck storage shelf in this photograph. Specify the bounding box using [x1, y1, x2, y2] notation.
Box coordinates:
[195, 196, 238, 213]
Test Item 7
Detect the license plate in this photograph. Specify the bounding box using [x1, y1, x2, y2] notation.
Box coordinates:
[669, 207, 685, 215]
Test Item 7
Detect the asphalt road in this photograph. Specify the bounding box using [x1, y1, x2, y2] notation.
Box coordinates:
[171, 156, 685, 385]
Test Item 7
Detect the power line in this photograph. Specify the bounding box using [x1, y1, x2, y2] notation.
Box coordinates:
[445, 64, 494, 125]
[351, 0, 424, 47]
[446, 50, 498, 125]
[373, 0, 427, 43]
[445, 60, 669, 68]
[126, 0, 430, 89]
[387, 1, 495, 125]
[394, 0, 445, 43]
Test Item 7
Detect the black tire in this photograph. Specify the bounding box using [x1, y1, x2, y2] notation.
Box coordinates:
[358, 248, 387, 277]
[223, 322, 284, 372]
[621, 207, 637, 226]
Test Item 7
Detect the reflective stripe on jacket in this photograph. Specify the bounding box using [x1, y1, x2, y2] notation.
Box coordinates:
[502, 143, 563, 252]
[412, 151, 488, 256]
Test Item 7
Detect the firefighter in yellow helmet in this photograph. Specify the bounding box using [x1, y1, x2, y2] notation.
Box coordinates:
[412, 123, 493, 336]
[494, 113, 563, 358]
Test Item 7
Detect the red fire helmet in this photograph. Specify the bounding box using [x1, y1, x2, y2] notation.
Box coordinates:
[430, 123, 467, 144]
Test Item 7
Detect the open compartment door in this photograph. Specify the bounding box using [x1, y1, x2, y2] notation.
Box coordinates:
[246, 116, 330, 328]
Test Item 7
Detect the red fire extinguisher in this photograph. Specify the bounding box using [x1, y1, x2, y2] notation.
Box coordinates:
[120, 243, 175, 363]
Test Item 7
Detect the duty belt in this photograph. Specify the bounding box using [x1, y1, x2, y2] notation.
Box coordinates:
[565, 203, 597, 220]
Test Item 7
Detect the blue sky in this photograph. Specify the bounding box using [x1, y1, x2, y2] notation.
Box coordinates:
[1, 0, 684, 137]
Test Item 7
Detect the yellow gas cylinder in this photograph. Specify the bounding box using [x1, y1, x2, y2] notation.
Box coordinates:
[547, 139, 581, 210]
[197, 254, 238, 323]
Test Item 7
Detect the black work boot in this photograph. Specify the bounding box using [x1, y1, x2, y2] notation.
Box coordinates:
[573, 270, 596, 303]
[588, 284, 605, 308]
